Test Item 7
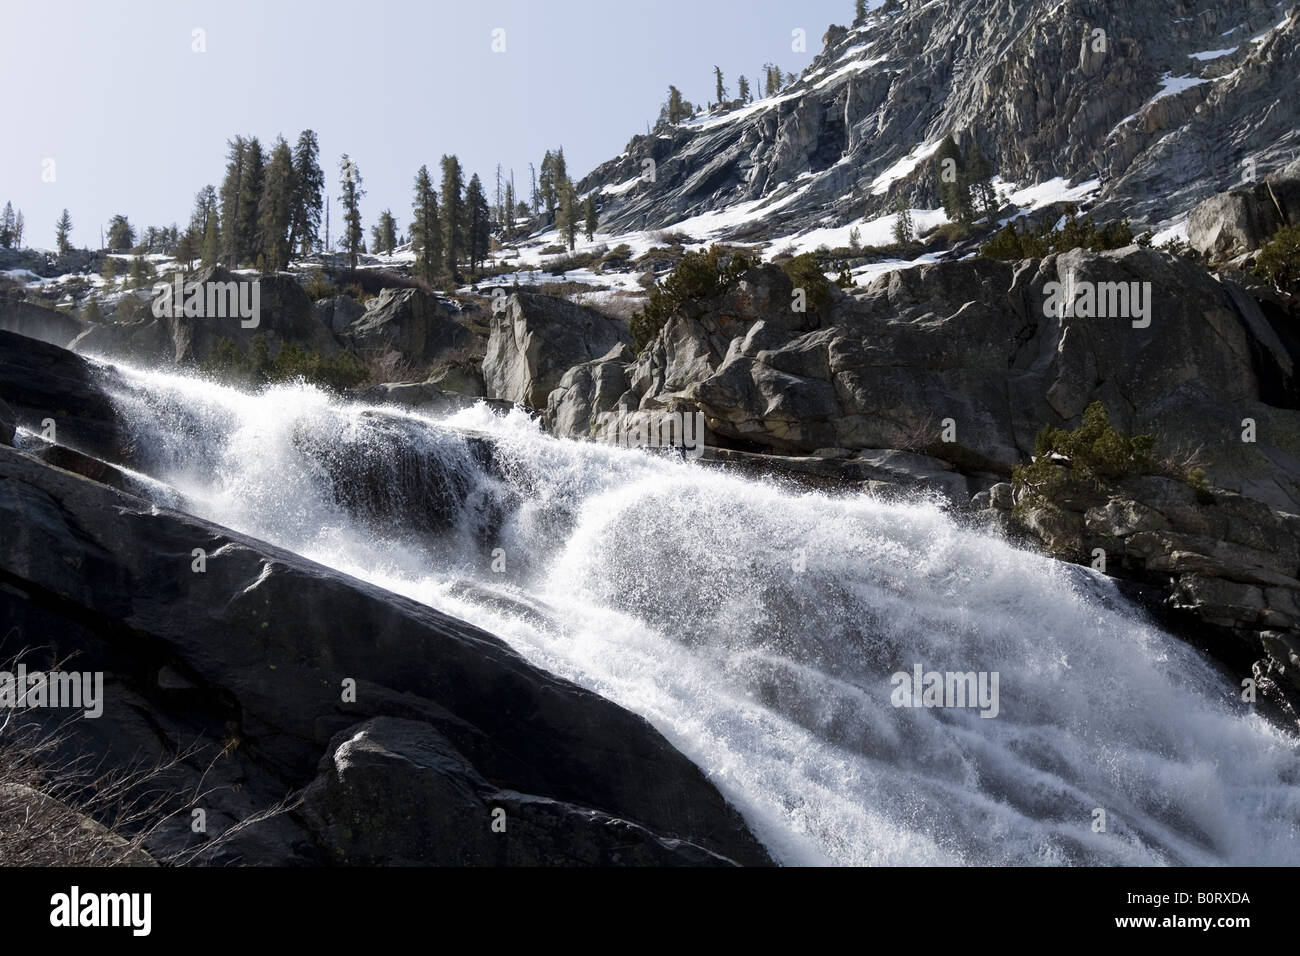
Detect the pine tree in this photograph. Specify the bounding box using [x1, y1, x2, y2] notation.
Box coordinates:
[503, 179, 516, 241]
[667, 85, 685, 124]
[934, 133, 971, 224]
[714, 66, 726, 105]
[558, 178, 578, 252]
[128, 255, 153, 289]
[0, 202, 13, 249]
[219, 136, 247, 265]
[175, 227, 200, 269]
[466, 174, 491, 275]
[764, 64, 780, 97]
[892, 192, 914, 245]
[439, 154, 465, 278]
[494, 163, 504, 232]
[373, 209, 397, 255]
[191, 185, 220, 266]
[55, 209, 73, 256]
[584, 194, 598, 241]
[854, 0, 868, 26]
[259, 136, 295, 271]
[965, 139, 996, 219]
[539, 150, 556, 219]
[236, 137, 266, 266]
[738, 75, 751, 103]
[339, 154, 365, 269]
[290, 129, 324, 257]
[12, 211, 23, 249]
[107, 214, 135, 252]
[410, 164, 442, 286]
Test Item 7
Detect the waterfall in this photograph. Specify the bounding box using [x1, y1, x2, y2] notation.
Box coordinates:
[99, 363, 1300, 866]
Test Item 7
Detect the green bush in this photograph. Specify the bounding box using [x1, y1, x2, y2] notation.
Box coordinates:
[981, 208, 1133, 261]
[630, 245, 754, 350]
[1253, 224, 1300, 294]
[302, 270, 335, 301]
[200, 336, 368, 391]
[1012, 401, 1213, 507]
[781, 252, 832, 314]
[602, 243, 633, 268]
[928, 222, 973, 244]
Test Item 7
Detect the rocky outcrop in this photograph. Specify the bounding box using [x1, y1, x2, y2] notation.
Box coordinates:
[69, 267, 340, 367]
[1187, 157, 1300, 258]
[0, 297, 86, 348]
[979, 469, 1300, 705]
[0, 330, 124, 462]
[553, 250, 1300, 513]
[313, 294, 366, 335]
[345, 288, 473, 367]
[483, 292, 632, 409]
[427, 361, 486, 397]
[546, 343, 636, 437]
[0, 440, 771, 866]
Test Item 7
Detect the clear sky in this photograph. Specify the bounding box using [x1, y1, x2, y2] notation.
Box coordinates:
[3, 0, 866, 249]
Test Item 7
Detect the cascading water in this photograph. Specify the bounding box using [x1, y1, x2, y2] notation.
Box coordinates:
[97, 362, 1300, 866]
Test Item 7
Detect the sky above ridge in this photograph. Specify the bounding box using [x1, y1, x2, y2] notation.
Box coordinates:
[3, 0, 877, 248]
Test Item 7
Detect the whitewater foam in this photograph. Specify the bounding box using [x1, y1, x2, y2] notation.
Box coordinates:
[100, 364, 1300, 866]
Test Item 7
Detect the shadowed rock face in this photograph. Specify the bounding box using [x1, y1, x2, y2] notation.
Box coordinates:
[344, 287, 473, 366]
[0, 330, 125, 462]
[0, 440, 772, 866]
[550, 249, 1300, 513]
[0, 297, 86, 348]
[65, 267, 341, 368]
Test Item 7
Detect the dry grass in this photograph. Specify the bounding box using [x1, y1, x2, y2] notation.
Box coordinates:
[0, 648, 299, 867]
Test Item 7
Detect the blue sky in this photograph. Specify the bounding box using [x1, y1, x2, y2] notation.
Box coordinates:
[3, 0, 865, 248]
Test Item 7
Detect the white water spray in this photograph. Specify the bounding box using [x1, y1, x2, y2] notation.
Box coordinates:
[100, 364, 1300, 866]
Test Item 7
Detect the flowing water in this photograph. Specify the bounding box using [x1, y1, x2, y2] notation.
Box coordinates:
[90, 363, 1300, 866]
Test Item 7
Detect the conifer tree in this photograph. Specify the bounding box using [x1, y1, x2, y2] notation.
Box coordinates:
[539, 150, 557, 219]
[191, 185, 220, 266]
[503, 179, 516, 241]
[55, 209, 73, 256]
[854, 0, 868, 26]
[667, 85, 685, 124]
[259, 136, 295, 270]
[892, 191, 914, 245]
[175, 227, 200, 269]
[934, 133, 972, 224]
[965, 139, 996, 219]
[339, 154, 365, 269]
[290, 129, 324, 257]
[558, 178, 578, 252]
[236, 137, 266, 265]
[219, 136, 247, 264]
[584, 194, 598, 241]
[439, 154, 465, 278]
[0, 202, 13, 249]
[466, 174, 491, 275]
[714, 66, 726, 105]
[106, 214, 135, 252]
[764, 65, 780, 97]
[411, 164, 442, 286]
[372, 209, 397, 255]
[738, 75, 751, 103]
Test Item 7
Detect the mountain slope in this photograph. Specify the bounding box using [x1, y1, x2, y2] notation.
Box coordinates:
[578, 0, 1298, 241]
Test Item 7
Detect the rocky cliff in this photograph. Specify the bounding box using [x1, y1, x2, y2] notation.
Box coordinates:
[580, 0, 1298, 238]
